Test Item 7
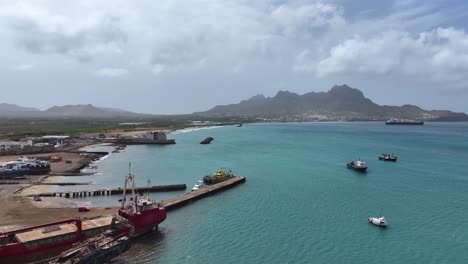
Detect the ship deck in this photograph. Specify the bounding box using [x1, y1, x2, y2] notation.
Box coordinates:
[14, 216, 113, 243]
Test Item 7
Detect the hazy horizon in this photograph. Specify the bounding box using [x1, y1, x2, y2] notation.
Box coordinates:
[1, 0, 468, 114]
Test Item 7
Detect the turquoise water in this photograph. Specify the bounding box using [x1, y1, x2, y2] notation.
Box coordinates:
[71, 123, 468, 263]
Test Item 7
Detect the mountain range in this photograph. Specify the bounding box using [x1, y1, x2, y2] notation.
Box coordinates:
[0, 103, 141, 118]
[2, 84, 468, 121]
[197, 84, 468, 121]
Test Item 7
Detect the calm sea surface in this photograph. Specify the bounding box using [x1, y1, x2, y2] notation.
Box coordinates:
[65, 122, 468, 263]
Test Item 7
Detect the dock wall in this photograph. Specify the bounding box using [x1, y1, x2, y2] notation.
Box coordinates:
[28, 184, 187, 198]
[162, 176, 246, 211]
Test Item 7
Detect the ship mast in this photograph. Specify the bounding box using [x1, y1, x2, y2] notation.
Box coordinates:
[121, 162, 137, 212]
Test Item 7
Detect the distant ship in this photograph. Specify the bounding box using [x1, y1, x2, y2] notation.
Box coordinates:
[385, 119, 424, 125]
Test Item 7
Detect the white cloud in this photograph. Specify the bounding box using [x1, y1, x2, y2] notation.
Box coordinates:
[0, 1, 127, 62]
[294, 27, 468, 84]
[271, 2, 345, 36]
[94, 67, 128, 77]
[0, 0, 467, 90]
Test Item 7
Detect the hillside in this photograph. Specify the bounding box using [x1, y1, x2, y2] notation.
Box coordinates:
[0, 104, 141, 118]
[197, 85, 468, 121]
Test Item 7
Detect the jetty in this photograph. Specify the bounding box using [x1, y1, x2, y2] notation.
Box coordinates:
[161, 176, 246, 211]
[27, 184, 187, 198]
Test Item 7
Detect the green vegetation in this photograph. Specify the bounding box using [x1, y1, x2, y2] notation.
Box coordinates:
[0, 115, 251, 140]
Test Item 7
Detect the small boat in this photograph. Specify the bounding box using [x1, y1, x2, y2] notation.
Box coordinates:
[236, 123, 243, 127]
[378, 153, 397, 162]
[385, 119, 424, 125]
[191, 180, 206, 191]
[346, 160, 367, 172]
[368, 216, 387, 227]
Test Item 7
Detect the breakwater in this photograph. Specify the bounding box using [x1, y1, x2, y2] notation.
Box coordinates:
[27, 184, 187, 198]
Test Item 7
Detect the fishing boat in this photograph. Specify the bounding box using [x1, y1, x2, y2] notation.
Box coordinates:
[368, 216, 388, 227]
[117, 164, 167, 236]
[346, 160, 367, 172]
[378, 153, 398, 162]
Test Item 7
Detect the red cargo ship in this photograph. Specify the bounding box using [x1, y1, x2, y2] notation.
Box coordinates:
[0, 164, 166, 263]
[117, 164, 167, 236]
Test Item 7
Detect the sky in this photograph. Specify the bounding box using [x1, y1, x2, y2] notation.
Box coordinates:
[1, 0, 468, 114]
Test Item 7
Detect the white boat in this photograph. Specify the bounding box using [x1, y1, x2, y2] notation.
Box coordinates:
[191, 180, 205, 191]
[368, 216, 387, 227]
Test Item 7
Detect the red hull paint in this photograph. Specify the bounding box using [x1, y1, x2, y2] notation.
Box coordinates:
[119, 207, 167, 236]
[0, 218, 132, 263]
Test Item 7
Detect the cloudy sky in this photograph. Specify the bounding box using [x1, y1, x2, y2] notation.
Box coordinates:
[1, 0, 468, 114]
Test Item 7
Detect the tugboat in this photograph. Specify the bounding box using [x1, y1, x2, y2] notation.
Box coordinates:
[378, 153, 398, 162]
[346, 160, 367, 172]
[117, 164, 167, 236]
[368, 216, 388, 227]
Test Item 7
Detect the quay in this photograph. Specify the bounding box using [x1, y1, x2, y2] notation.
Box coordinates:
[161, 176, 246, 211]
[27, 184, 187, 198]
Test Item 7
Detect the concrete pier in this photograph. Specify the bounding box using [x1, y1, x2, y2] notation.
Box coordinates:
[161, 176, 246, 211]
[28, 184, 187, 197]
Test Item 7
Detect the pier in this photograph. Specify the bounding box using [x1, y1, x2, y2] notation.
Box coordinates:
[161, 176, 246, 211]
[27, 184, 187, 198]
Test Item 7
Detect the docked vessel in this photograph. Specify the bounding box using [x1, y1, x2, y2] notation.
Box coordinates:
[346, 160, 367, 172]
[0, 164, 165, 263]
[48, 230, 131, 264]
[368, 216, 388, 227]
[0, 217, 131, 263]
[378, 153, 398, 162]
[203, 169, 235, 185]
[191, 180, 206, 191]
[117, 164, 167, 236]
[385, 119, 424, 125]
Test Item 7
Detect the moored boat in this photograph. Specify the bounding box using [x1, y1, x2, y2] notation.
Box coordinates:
[0, 216, 131, 263]
[385, 119, 424, 125]
[191, 180, 206, 191]
[346, 160, 367, 172]
[378, 153, 397, 162]
[368, 216, 388, 227]
[117, 164, 167, 236]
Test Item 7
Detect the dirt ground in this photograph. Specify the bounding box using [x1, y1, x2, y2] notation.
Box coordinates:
[0, 151, 111, 231]
[0, 190, 118, 231]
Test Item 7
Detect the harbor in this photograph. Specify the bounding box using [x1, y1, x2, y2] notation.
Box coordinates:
[0, 170, 247, 263]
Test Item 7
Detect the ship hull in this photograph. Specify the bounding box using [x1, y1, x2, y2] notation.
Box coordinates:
[0, 217, 130, 264]
[119, 207, 167, 237]
[385, 121, 424, 125]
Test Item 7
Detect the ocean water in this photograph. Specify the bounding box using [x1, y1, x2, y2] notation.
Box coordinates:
[66, 122, 468, 263]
